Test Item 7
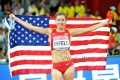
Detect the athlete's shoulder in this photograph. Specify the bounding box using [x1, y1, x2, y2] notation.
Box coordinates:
[47, 28, 53, 33]
[67, 28, 74, 33]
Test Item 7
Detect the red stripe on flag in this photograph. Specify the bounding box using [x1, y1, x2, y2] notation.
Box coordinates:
[70, 48, 107, 55]
[73, 57, 107, 63]
[50, 17, 103, 20]
[75, 66, 106, 71]
[71, 40, 108, 45]
[10, 51, 51, 58]
[12, 69, 51, 76]
[77, 31, 109, 36]
[10, 60, 51, 67]
[50, 24, 97, 28]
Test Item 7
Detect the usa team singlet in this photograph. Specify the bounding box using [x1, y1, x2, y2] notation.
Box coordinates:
[51, 29, 70, 50]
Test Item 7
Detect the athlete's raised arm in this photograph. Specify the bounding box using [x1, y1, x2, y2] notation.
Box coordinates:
[69, 19, 109, 36]
[9, 14, 52, 36]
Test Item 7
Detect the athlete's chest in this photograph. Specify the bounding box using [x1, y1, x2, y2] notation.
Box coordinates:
[51, 30, 71, 50]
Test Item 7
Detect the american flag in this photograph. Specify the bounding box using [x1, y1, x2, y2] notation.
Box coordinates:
[5, 15, 109, 76]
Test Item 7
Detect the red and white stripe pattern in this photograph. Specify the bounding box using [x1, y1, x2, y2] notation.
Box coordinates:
[8, 18, 109, 76]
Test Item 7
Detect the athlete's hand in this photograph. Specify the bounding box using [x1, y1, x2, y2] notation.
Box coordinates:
[105, 18, 112, 24]
[108, 19, 112, 24]
[106, 18, 112, 24]
[9, 14, 16, 20]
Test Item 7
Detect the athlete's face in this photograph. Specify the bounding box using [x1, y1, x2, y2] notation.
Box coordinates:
[55, 15, 67, 29]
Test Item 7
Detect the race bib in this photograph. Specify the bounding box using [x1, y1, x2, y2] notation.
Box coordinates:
[53, 40, 70, 50]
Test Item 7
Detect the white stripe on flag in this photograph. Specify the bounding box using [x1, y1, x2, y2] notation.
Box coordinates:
[50, 20, 106, 24]
[9, 44, 108, 53]
[11, 64, 52, 71]
[48, 35, 109, 41]
[10, 55, 52, 63]
[71, 36, 109, 41]
[70, 44, 108, 50]
[93, 27, 110, 32]
[71, 53, 107, 58]
[74, 61, 106, 67]
[9, 46, 51, 53]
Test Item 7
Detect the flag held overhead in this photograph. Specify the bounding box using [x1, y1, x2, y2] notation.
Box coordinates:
[5, 15, 109, 76]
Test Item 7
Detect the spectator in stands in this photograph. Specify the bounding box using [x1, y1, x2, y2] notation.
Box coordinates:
[42, 0, 51, 13]
[92, 11, 102, 19]
[106, 8, 114, 20]
[0, 12, 8, 64]
[12, 2, 25, 15]
[11, 0, 19, 10]
[28, 1, 38, 15]
[50, 0, 59, 16]
[45, 10, 51, 17]
[67, 2, 75, 18]
[36, 1, 46, 16]
[118, 2, 120, 14]
[112, 25, 120, 55]
[117, 20, 120, 44]
[112, 27, 118, 44]
[23, 10, 31, 15]
[0, 5, 2, 19]
[0, 5, 2, 26]
[108, 27, 118, 55]
[20, 0, 32, 10]
[74, 0, 79, 17]
[107, 6, 119, 27]
[0, 28, 5, 57]
[75, 0, 86, 17]
[84, 8, 93, 18]
[58, 1, 68, 16]
[113, 24, 120, 56]
[0, 38, 8, 64]
[2, 2, 11, 15]
[50, 0, 59, 9]
[117, 3, 120, 45]
[114, 46, 120, 55]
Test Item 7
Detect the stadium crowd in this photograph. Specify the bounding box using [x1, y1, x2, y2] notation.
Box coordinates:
[0, 0, 120, 64]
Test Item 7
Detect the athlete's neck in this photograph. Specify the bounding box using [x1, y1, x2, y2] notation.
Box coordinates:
[56, 28, 66, 32]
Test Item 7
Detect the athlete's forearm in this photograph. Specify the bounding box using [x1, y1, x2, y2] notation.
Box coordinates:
[9, 14, 52, 36]
[14, 16, 33, 30]
[70, 19, 109, 36]
[88, 19, 109, 31]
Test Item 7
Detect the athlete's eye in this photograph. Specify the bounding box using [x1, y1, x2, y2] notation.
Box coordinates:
[57, 19, 60, 21]
[61, 19, 65, 21]
[56, 19, 65, 22]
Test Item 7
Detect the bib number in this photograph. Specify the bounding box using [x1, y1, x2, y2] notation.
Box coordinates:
[53, 40, 70, 50]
